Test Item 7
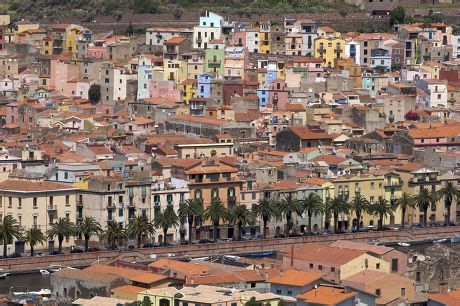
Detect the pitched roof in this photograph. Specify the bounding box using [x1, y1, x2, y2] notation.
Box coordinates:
[310, 154, 348, 166]
[280, 243, 365, 265]
[0, 180, 76, 192]
[268, 269, 323, 287]
[165, 36, 187, 44]
[54, 268, 121, 284]
[84, 264, 168, 285]
[330, 240, 394, 255]
[429, 289, 460, 306]
[288, 126, 331, 140]
[296, 285, 358, 304]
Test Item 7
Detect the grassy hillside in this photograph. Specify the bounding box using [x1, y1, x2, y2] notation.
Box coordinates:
[1, 0, 360, 22]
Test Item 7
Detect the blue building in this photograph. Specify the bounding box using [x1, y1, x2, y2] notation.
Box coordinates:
[257, 88, 270, 108]
[198, 72, 213, 98]
[362, 75, 374, 96]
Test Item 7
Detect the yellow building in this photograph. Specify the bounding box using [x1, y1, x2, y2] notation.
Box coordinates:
[334, 173, 402, 228]
[421, 61, 442, 79]
[163, 59, 186, 83]
[314, 36, 345, 68]
[259, 22, 271, 54]
[179, 79, 198, 104]
[0, 180, 78, 254]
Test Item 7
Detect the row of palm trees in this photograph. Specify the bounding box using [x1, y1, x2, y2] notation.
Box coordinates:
[0, 182, 457, 255]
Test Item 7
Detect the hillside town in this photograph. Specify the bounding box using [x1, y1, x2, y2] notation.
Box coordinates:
[0, 6, 458, 305]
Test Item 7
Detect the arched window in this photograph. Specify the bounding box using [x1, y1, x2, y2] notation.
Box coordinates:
[227, 187, 235, 198]
[210, 150, 217, 157]
[194, 189, 202, 199]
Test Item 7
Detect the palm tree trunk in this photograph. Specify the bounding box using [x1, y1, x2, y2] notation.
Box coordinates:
[213, 222, 218, 243]
[2, 238, 6, 258]
[188, 216, 194, 243]
[137, 234, 142, 248]
[356, 212, 361, 230]
[424, 209, 428, 227]
[30, 244, 34, 257]
[286, 213, 291, 236]
[58, 235, 63, 253]
[379, 213, 383, 230]
[334, 212, 338, 233]
[401, 208, 406, 228]
[163, 228, 167, 245]
[262, 217, 268, 239]
[445, 199, 451, 226]
[85, 234, 89, 252]
[308, 212, 312, 234]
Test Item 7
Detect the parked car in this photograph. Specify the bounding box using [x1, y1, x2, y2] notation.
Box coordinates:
[87, 247, 101, 252]
[143, 243, 154, 248]
[34, 252, 45, 257]
[198, 239, 213, 244]
[70, 246, 83, 253]
[411, 223, 423, 229]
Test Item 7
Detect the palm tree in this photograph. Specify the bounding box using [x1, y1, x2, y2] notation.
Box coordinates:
[47, 217, 75, 254]
[76, 217, 102, 252]
[350, 194, 370, 231]
[327, 197, 349, 233]
[154, 206, 179, 245]
[253, 198, 276, 239]
[438, 181, 458, 226]
[102, 221, 125, 249]
[301, 193, 323, 235]
[127, 215, 155, 248]
[178, 199, 203, 244]
[415, 188, 438, 227]
[372, 198, 393, 230]
[229, 204, 255, 240]
[394, 192, 415, 228]
[203, 198, 228, 243]
[0, 216, 21, 257]
[279, 194, 302, 237]
[24, 227, 45, 256]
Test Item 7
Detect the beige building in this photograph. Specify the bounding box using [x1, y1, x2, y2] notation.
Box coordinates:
[0, 180, 78, 254]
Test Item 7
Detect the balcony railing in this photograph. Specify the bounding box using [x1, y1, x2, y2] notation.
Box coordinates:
[208, 59, 222, 66]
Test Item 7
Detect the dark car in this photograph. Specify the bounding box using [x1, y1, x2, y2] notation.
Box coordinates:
[70, 246, 83, 253]
[411, 223, 423, 229]
[87, 247, 101, 252]
[159, 242, 173, 247]
[288, 233, 302, 237]
[198, 239, 213, 244]
[51, 251, 63, 255]
[104, 245, 118, 251]
[143, 243, 154, 248]
[127, 244, 135, 250]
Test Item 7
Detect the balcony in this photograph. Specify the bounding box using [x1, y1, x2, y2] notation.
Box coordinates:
[196, 37, 202, 43]
[107, 205, 116, 210]
[317, 48, 326, 54]
[47, 206, 57, 213]
[385, 180, 402, 187]
[208, 59, 222, 66]
[334, 47, 342, 52]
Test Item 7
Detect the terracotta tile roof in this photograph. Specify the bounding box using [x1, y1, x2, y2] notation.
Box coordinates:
[302, 177, 329, 186]
[272, 180, 300, 191]
[133, 117, 154, 125]
[111, 285, 147, 294]
[84, 264, 168, 285]
[296, 285, 358, 304]
[408, 124, 460, 139]
[429, 289, 460, 305]
[268, 269, 323, 287]
[310, 154, 347, 166]
[286, 103, 306, 111]
[330, 240, 394, 255]
[281, 243, 365, 265]
[171, 114, 229, 126]
[87, 144, 113, 155]
[54, 268, 120, 284]
[149, 258, 213, 276]
[0, 180, 76, 192]
[165, 36, 187, 44]
[289, 126, 331, 140]
[396, 162, 425, 172]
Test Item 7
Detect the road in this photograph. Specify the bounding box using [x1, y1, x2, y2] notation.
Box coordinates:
[1, 226, 459, 273]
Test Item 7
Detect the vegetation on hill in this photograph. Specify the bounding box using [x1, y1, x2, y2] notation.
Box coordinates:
[0, 0, 360, 22]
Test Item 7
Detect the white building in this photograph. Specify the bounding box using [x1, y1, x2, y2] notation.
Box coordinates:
[453, 35, 460, 59]
[146, 27, 192, 47]
[345, 40, 361, 65]
[416, 79, 448, 108]
[192, 11, 223, 49]
[246, 28, 260, 54]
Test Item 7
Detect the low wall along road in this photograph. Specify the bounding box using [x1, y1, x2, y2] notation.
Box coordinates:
[2, 226, 459, 273]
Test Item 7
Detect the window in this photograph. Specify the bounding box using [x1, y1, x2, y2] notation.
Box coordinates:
[370, 182, 374, 190]
[287, 290, 292, 296]
[331, 267, 335, 272]
[33, 198, 37, 208]
[65, 195, 69, 205]
[416, 271, 421, 282]
[376, 263, 381, 269]
[276, 289, 281, 294]
[401, 288, 406, 296]
[391, 258, 398, 272]
[375, 289, 381, 296]
[18, 198, 21, 209]
[318, 265, 323, 270]
[310, 263, 313, 268]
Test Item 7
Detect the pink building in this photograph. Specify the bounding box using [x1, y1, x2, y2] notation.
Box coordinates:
[224, 47, 247, 80]
[269, 79, 289, 111]
[149, 80, 181, 101]
[51, 59, 80, 96]
[285, 32, 303, 56]
[232, 31, 246, 48]
[87, 44, 109, 60]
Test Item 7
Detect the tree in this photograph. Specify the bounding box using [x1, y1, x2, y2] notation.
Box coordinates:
[0, 216, 21, 257]
[390, 6, 406, 26]
[88, 84, 101, 105]
[415, 188, 438, 227]
[178, 199, 203, 244]
[154, 206, 178, 245]
[300, 193, 323, 235]
[394, 192, 415, 228]
[127, 215, 155, 248]
[47, 217, 75, 253]
[372, 198, 393, 230]
[229, 204, 255, 241]
[327, 197, 349, 233]
[350, 194, 370, 231]
[76, 217, 102, 252]
[245, 297, 263, 306]
[24, 227, 45, 257]
[102, 221, 125, 249]
[203, 198, 228, 243]
[438, 181, 458, 226]
[253, 198, 276, 239]
[279, 194, 302, 237]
